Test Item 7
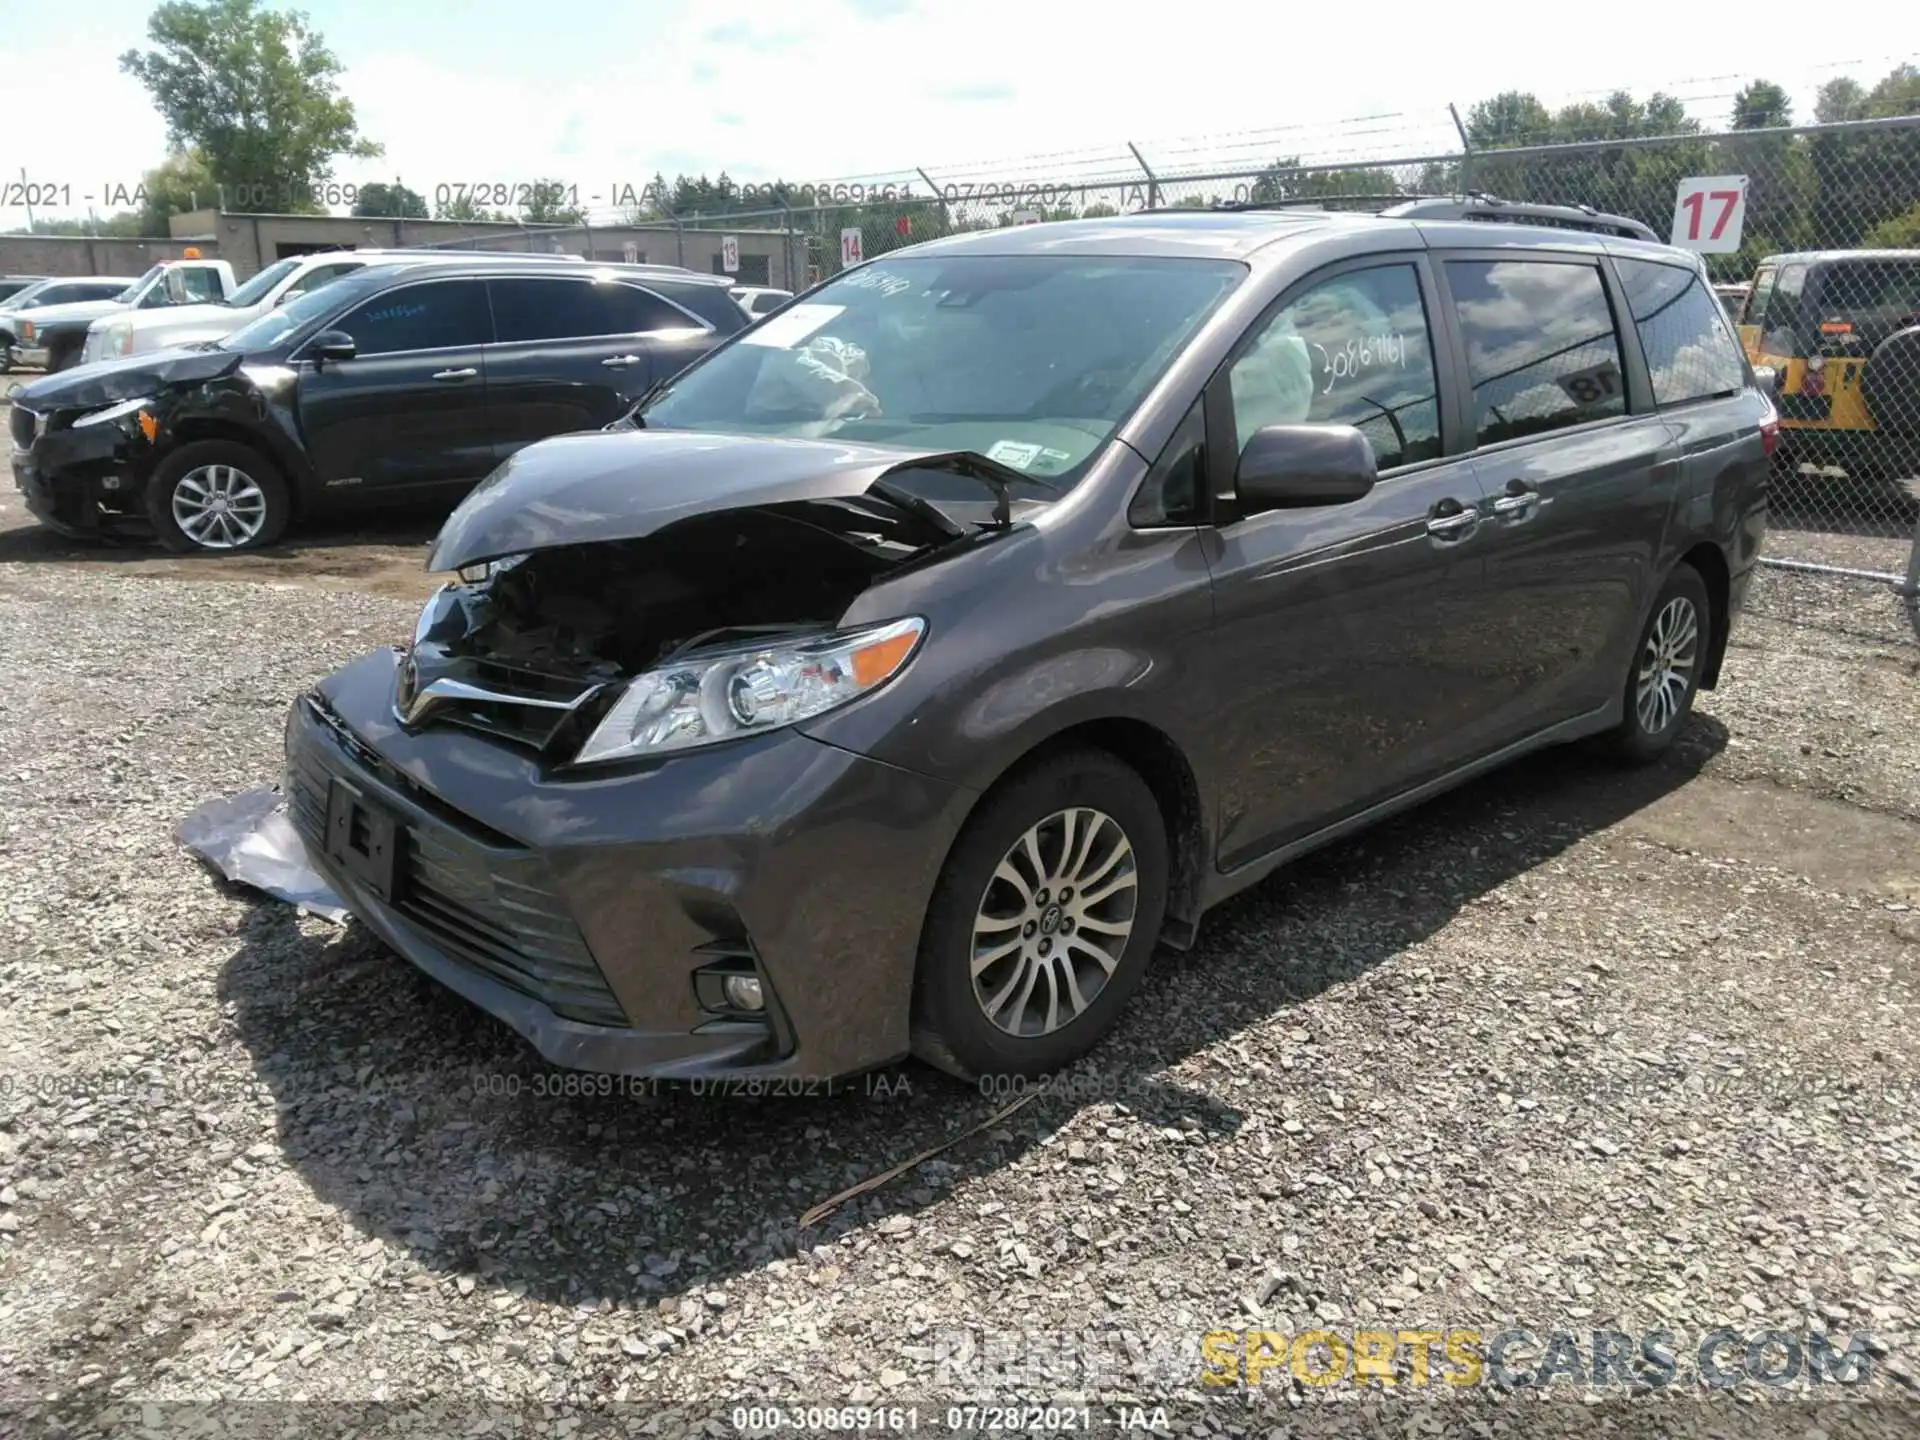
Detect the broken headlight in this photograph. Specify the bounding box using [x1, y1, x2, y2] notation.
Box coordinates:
[572, 617, 925, 765]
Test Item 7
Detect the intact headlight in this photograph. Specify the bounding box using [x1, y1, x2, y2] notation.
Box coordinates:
[573, 616, 925, 766]
[106, 323, 134, 357]
[73, 396, 155, 428]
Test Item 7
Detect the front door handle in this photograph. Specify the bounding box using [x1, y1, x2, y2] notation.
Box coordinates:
[1426, 502, 1480, 540]
[1492, 488, 1540, 518]
[601, 354, 642, 369]
[432, 367, 478, 381]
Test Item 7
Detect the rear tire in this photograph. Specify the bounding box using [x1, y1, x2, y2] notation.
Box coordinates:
[909, 749, 1169, 1081]
[1595, 562, 1710, 765]
[145, 440, 291, 554]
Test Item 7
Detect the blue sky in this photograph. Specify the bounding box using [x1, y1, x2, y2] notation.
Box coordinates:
[6, 0, 1913, 227]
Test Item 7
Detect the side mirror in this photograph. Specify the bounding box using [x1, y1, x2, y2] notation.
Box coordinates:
[274, 289, 297, 307]
[311, 330, 357, 365]
[1234, 423, 1377, 513]
[1751, 364, 1782, 397]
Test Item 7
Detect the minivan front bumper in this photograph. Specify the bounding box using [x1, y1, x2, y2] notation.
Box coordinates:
[285, 648, 974, 1080]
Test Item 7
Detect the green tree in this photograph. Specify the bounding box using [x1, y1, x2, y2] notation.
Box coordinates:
[28, 214, 146, 237]
[135, 147, 219, 233]
[520, 177, 586, 225]
[1464, 88, 1706, 223]
[1732, 80, 1792, 131]
[1721, 78, 1809, 272]
[1815, 77, 1868, 124]
[1864, 199, 1920, 248]
[120, 0, 380, 213]
[352, 180, 428, 219]
[435, 193, 509, 223]
[1806, 63, 1920, 247]
[1465, 91, 1555, 148]
[1248, 157, 1401, 205]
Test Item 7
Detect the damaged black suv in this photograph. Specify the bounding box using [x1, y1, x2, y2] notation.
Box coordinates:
[287, 211, 1771, 1082]
[9, 256, 744, 551]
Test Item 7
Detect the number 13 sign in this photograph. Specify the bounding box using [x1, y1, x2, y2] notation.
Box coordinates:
[1670, 175, 1748, 254]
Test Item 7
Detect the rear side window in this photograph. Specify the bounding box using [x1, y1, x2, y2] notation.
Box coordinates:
[1616, 259, 1746, 406]
[334, 279, 491, 355]
[1227, 263, 1442, 471]
[1759, 263, 1810, 355]
[649, 280, 746, 333]
[1447, 259, 1627, 445]
[489, 278, 692, 342]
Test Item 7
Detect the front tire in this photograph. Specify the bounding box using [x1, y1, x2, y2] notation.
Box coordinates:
[1596, 562, 1710, 765]
[145, 441, 291, 553]
[910, 749, 1169, 1081]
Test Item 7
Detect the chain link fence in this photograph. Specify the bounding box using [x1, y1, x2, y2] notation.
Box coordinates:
[411, 114, 1920, 641]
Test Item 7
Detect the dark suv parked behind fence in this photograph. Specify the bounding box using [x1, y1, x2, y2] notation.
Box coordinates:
[9, 257, 745, 551]
[287, 210, 1772, 1083]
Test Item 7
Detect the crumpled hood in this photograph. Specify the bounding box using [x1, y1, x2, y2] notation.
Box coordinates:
[13, 346, 244, 411]
[429, 429, 977, 572]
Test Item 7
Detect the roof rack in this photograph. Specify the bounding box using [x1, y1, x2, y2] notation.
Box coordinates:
[1209, 192, 1658, 241]
[1383, 196, 1658, 241]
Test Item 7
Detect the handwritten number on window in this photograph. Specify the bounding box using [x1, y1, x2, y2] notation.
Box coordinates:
[1311, 332, 1408, 396]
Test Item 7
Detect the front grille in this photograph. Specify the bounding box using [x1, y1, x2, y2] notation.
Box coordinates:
[9, 404, 36, 449]
[289, 709, 628, 1028]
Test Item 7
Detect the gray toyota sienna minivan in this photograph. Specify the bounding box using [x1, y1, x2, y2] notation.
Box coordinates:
[286, 207, 1773, 1083]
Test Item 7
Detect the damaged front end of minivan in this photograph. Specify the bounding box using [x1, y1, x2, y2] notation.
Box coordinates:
[282, 428, 1035, 1078]
[390, 431, 1031, 765]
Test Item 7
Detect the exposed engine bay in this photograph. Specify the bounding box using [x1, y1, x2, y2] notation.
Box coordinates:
[397, 497, 977, 753]
[433, 500, 956, 681]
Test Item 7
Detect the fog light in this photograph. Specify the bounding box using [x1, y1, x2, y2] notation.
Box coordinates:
[721, 974, 765, 1011]
[100, 475, 122, 491]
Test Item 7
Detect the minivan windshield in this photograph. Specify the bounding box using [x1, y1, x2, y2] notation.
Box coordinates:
[639, 255, 1246, 486]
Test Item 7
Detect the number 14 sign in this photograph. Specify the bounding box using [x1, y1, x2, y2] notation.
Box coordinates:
[1670, 175, 1748, 254]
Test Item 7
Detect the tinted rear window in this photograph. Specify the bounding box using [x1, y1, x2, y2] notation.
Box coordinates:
[1616, 259, 1747, 406]
[1808, 260, 1920, 345]
[1446, 259, 1627, 444]
[489, 278, 693, 342]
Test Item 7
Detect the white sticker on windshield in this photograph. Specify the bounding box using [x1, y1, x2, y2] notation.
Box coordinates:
[986, 439, 1043, 469]
[740, 303, 846, 349]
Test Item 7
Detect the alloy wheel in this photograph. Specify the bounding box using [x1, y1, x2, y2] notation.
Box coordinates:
[970, 806, 1138, 1038]
[171, 464, 269, 550]
[1635, 594, 1699, 735]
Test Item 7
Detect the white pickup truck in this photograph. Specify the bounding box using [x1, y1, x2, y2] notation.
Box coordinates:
[15, 257, 235, 372]
[81, 250, 393, 365]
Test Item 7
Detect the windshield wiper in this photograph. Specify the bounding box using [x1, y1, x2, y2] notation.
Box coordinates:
[876, 451, 1064, 530]
[623, 378, 677, 429]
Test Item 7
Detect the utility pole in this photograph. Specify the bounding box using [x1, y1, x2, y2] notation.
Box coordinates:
[21, 167, 35, 230]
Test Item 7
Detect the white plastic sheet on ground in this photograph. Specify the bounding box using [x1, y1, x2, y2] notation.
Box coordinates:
[175, 785, 349, 923]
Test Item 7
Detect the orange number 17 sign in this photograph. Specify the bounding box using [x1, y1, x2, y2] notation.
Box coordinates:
[1670, 176, 1748, 254]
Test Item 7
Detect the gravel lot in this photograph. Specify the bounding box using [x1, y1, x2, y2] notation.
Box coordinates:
[2, 404, 1920, 1435]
